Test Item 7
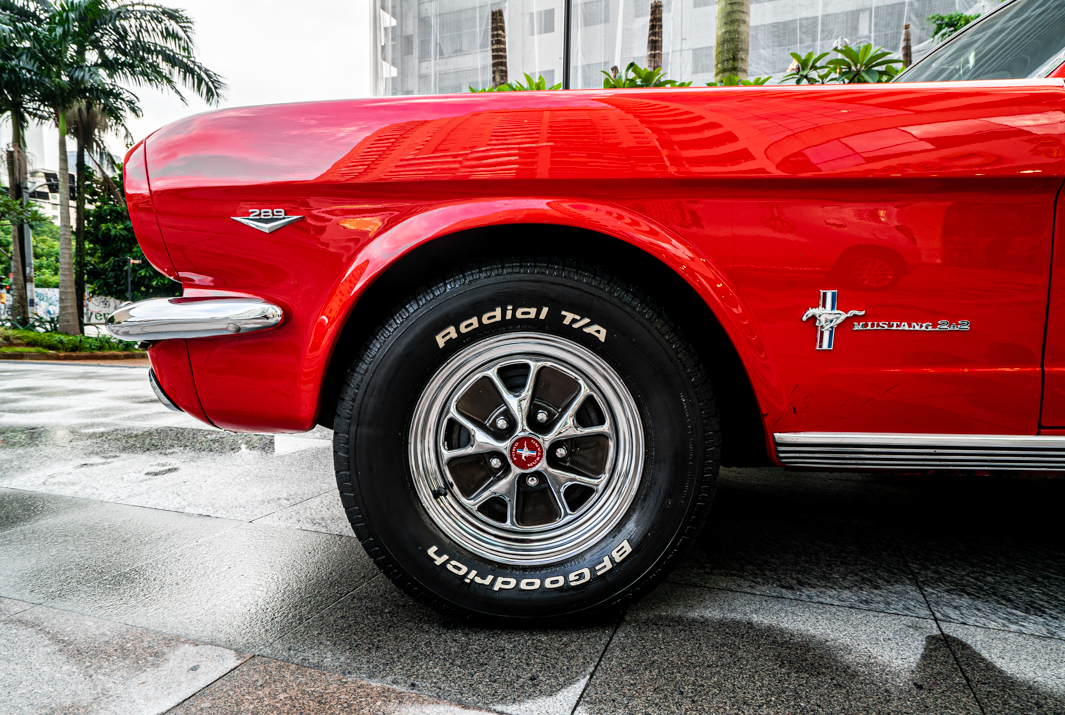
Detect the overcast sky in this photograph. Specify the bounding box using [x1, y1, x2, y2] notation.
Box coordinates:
[8, 0, 374, 169]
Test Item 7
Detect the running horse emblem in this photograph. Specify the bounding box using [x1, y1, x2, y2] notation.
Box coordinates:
[802, 290, 865, 350]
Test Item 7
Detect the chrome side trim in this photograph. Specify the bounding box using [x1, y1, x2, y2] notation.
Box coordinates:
[774, 432, 1065, 471]
[148, 369, 183, 413]
[105, 297, 283, 341]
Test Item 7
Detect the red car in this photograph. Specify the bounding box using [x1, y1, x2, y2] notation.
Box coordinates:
[108, 0, 1065, 621]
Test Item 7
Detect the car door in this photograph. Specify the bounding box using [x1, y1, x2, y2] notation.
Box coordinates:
[1040, 194, 1065, 428]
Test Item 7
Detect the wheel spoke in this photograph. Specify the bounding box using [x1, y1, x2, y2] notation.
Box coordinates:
[446, 410, 507, 457]
[463, 472, 520, 527]
[542, 469, 572, 516]
[485, 362, 536, 431]
[441, 439, 501, 459]
[543, 464, 604, 488]
[545, 383, 611, 442]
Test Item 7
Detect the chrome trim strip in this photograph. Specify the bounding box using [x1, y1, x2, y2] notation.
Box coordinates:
[105, 297, 283, 341]
[148, 369, 183, 413]
[774, 432, 1065, 471]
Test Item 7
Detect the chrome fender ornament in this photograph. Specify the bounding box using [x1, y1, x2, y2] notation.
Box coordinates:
[231, 209, 303, 233]
[802, 290, 864, 350]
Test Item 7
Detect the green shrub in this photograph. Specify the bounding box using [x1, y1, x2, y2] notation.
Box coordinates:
[709, 75, 771, 86]
[471, 73, 561, 92]
[0, 327, 142, 353]
[783, 44, 903, 84]
[602, 62, 692, 88]
[0, 346, 48, 353]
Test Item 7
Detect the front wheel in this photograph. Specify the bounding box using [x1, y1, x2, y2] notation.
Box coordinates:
[333, 258, 719, 622]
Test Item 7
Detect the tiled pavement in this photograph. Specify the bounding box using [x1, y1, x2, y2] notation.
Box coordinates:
[1, 362, 1063, 714]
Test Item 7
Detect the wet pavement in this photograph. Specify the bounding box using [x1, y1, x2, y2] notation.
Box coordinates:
[1, 361, 1063, 714]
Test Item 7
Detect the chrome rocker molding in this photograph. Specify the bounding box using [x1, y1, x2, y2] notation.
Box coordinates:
[775, 432, 1065, 471]
[105, 297, 283, 341]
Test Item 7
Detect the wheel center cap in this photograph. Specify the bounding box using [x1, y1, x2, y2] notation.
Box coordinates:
[509, 436, 544, 470]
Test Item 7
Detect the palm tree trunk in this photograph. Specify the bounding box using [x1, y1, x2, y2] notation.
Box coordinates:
[714, 0, 751, 80]
[646, 1, 663, 70]
[901, 23, 912, 67]
[57, 112, 78, 335]
[490, 9, 508, 87]
[75, 137, 86, 328]
[6, 119, 28, 322]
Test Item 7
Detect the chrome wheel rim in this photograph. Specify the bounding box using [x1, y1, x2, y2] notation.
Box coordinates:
[409, 333, 644, 565]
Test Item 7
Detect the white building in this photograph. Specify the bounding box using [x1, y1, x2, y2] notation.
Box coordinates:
[26, 169, 79, 224]
[374, 0, 995, 95]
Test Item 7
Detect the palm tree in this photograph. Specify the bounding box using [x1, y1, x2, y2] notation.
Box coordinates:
[715, 0, 751, 80]
[0, 3, 48, 323]
[490, 8, 507, 88]
[0, 0, 225, 334]
[645, 1, 662, 70]
[67, 101, 120, 326]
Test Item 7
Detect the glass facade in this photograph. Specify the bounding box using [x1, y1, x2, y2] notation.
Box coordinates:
[374, 0, 992, 96]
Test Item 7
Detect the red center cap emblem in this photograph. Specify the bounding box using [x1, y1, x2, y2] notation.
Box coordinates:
[509, 436, 544, 470]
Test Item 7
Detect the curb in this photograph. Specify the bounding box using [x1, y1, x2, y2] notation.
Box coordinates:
[0, 351, 147, 361]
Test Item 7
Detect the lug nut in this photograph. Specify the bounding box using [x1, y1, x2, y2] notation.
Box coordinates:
[495, 417, 509, 430]
[555, 446, 568, 459]
[489, 457, 503, 469]
[536, 410, 548, 423]
[525, 475, 539, 487]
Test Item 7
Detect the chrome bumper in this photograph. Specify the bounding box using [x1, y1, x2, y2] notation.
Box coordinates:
[105, 297, 284, 341]
[148, 369, 183, 412]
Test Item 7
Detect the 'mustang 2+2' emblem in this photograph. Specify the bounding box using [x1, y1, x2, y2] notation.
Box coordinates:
[802, 290, 970, 351]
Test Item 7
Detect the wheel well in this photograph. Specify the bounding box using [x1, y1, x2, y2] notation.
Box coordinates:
[317, 224, 769, 466]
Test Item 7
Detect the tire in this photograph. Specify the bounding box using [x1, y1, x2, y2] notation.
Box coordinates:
[333, 258, 719, 622]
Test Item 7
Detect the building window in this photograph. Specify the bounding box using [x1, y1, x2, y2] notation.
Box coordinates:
[419, 7, 490, 60]
[581, 0, 608, 26]
[529, 8, 554, 35]
[692, 45, 714, 74]
[539, 69, 555, 86]
[402, 34, 414, 55]
[581, 61, 612, 85]
[434, 68, 487, 94]
[693, 0, 713, 8]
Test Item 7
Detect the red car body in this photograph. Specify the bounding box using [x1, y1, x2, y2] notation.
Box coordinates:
[127, 78, 1065, 464]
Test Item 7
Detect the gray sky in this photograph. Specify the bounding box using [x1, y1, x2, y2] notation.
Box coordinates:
[10, 0, 374, 169]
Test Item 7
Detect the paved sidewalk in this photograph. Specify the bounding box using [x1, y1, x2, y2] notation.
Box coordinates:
[1, 362, 1063, 714]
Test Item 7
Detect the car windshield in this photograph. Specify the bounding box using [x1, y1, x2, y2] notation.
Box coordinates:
[898, 0, 1065, 82]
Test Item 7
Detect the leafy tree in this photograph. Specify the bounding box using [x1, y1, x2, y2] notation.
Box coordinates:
[602, 62, 692, 88]
[26, 218, 59, 288]
[0, 212, 59, 288]
[83, 165, 178, 301]
[926, 12, 980, 43]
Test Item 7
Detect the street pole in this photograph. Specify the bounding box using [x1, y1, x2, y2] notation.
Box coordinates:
[19, 179, 49, 320]
[562, 0, 572, 89]
[23, 221, 33, 315]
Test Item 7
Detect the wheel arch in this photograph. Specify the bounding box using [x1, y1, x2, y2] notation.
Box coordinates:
[316, 201, 776, 466]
